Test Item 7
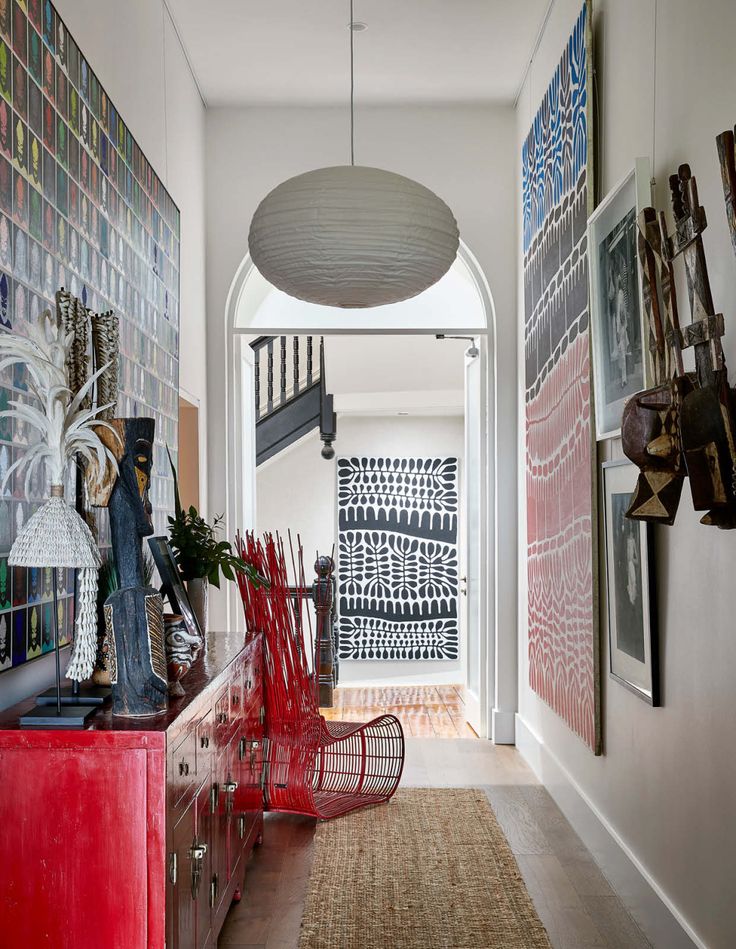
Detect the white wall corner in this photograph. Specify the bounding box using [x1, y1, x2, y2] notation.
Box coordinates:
[491, 708, 516, 744]
[514, 715, 706, 949]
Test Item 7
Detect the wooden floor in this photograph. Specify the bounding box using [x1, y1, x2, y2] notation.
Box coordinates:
[218, 737, 651, 949]
[321, 683, 478, 738]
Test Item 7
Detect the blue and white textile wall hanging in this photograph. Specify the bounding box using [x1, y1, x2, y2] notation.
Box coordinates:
[337, 457, 459, 661]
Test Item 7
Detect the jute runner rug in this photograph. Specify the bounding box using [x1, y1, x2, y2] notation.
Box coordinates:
[299, 787, 552, 949]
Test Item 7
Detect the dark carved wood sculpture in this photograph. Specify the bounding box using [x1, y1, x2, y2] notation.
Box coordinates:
[93, 418, 168, 716]
[624, 162, 736, 528]
[716, 127, 736, 257]
[622, 207, 690, 524]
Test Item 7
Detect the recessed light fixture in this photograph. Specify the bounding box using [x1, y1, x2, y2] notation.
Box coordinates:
[397, 412, 409, 416]
[349, 21, 367, 31]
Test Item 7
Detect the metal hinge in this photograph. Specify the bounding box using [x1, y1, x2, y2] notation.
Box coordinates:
[209, 873, 219, 908]
[238, 736, 247, 761]
[238, 814, 246, 840]
[168, 852, 177, 885]
[209, 782, 219, 814]
[259, 705, 265, 724]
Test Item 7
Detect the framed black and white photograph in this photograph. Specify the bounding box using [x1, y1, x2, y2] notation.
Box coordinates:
[147, 536, 202, 641]
[589, 158, 652, 439]
[602, 460, 659, 705]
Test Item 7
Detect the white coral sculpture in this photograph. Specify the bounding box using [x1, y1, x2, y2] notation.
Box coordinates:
[0, 312, 121, 680]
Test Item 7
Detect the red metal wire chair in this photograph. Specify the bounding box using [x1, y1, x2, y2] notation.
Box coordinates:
[235, 532, 404, 820]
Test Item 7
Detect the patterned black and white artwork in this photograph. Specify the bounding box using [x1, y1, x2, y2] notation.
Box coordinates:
[337, 457, 459, 661]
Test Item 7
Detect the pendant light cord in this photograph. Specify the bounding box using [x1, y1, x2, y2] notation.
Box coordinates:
[350, 0, 355, 165]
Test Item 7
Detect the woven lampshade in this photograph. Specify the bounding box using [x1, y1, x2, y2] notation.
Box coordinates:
[248, 165, 460, 308]
[9, 495, 101, 569]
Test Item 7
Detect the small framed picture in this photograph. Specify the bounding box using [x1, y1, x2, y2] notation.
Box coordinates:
[589, 158, 652, 439]
[147, 536, 202, 641]
[602, 459, 659, 705]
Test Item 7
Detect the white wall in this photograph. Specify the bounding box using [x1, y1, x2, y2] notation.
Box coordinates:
[0, 0, 207, 711]
[257, 414, 465, 685]
[205, 105, 518, 721]
[516, 2, 736, 946]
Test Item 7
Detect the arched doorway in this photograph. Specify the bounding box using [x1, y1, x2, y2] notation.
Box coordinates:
[223, 241, 500, 740]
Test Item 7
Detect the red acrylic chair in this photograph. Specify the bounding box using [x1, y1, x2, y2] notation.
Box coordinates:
[236, 532, 404, 820]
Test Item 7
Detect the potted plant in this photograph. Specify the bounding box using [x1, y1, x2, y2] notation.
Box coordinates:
[166, 448, 257, 633]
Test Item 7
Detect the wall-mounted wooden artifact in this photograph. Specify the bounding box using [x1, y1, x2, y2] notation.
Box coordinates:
[716, 127, 736, 257]
[623, 164, 736, 528]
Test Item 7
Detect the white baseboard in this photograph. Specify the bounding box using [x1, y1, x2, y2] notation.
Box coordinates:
[515, 714, 705, 949]
[492, 708, 515, 744]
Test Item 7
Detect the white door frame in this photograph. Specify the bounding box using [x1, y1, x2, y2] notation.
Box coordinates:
[224, 242, 501, 742]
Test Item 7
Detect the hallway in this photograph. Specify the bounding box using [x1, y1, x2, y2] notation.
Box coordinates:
[218, 739, 651, 948]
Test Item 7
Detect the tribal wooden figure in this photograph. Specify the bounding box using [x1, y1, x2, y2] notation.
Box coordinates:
[90, 418, 168, 716]
[623, 161, 736, 528]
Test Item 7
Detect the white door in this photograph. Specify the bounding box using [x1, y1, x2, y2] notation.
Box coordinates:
[463, 340, 486, 736]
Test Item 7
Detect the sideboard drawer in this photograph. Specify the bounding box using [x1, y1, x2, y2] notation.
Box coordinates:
[169, 727, 198, 809]
[214, 685, 238, 749]
[229, 673, 244, 719]
[196, 710, 214, 776]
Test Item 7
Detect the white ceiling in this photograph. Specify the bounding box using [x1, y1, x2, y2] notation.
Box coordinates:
[165, 0, 548, 107]
[324, 334, 466, 401]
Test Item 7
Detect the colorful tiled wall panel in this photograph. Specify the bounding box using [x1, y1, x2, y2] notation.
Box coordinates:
[0, 0, 180, 673]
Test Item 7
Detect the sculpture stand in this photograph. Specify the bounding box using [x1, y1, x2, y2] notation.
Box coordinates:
[20, 567, 97, 729]
[36, 684, 110, 707]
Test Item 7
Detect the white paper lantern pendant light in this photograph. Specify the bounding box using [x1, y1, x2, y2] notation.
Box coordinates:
[248, 3, 460, 309]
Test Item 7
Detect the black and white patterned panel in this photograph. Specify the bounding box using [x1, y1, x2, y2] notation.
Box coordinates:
[337, 457, 459, 661]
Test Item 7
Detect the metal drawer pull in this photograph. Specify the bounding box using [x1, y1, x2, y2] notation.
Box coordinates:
[189, 843, 207, 860]
[189, 840, 207, 899]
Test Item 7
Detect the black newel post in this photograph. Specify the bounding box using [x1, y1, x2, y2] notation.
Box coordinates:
[313, 555, 336, 708]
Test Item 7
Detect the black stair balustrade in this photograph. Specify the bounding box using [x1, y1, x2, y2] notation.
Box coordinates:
[250, 335, 337, 465]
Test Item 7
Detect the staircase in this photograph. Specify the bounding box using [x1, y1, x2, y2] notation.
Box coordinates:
[251, 335, 336, 466]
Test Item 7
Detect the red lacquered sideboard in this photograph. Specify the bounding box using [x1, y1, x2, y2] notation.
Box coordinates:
[0, 631, 264, 949]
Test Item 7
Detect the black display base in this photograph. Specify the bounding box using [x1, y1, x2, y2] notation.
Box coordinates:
[36, 685, 111, 707]
[19, 705, 97, 729]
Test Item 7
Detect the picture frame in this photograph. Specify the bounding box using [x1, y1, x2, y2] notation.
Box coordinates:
[589, 158, 652, 440]
[147, 536, 202, 642]
[602, 459, 659, 705]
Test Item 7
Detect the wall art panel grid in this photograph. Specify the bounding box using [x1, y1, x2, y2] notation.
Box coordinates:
[522, 2, 600, 752]
[0, 0, 180, 673]
[337, 457, 459, 661]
